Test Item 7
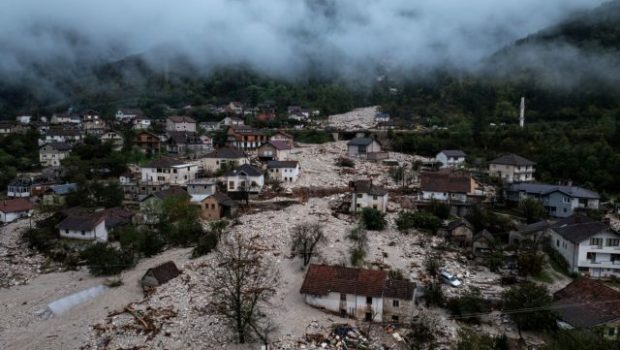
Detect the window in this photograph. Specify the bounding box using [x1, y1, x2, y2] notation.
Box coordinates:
[587, 252, 596, 260]
[392, 300, 399, 307]
[590, 238, 603, 246]
[608, 239, 620, 247]
[373, 195, 378, 200]
[609, 328, 616, 336]
[228, 181, 235, 190]
[562, 196, 571, 203]
[556, 239, 560, 247]
[81, 231, 85, 235]
[366, 296, 372, 304]
[340, 293, 346, 301]
[356, 193, 362, 198]
[65, 229, 69, 234]
[391, 315, 399, 322]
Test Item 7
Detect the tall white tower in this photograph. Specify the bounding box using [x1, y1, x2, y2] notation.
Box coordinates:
[519, 97, 525, 128]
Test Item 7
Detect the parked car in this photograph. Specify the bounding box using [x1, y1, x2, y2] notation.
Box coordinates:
[440, 270, 462, 287]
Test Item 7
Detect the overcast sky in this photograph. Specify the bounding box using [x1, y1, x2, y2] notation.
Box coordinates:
[0, 0, 606, 78]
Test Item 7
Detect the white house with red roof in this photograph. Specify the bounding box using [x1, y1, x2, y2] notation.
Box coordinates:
[0, 198, 34, 223]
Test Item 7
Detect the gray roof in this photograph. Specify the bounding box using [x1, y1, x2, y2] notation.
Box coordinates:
[550, 215, 612, 244]
[517, 220, 551, 235]
[226, 164, 263, 177]
[490, 154, 535, 166]
[144, 157, 187, 168]
[350, 180, 387, 196]
[205, 147, 246, 159]
[58, 212, 105, 231]
[507, 182, 599, 199]
[347, 137, 377, 146]
[267, 161, 299, 169]
[48, 183, 77, 195]
[439, 150, 466, 157]
[447, 219, 472, 231]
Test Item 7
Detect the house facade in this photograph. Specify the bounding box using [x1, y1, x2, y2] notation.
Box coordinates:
[267, 161, 300, 183]
[201, 147, 249, 173]
[135, 131, 161, 155]
[420, 170, 483, 203]
[350, 180, 389, 213]
[39, 142, 72, 167]
[435, 150, 466, 168]
[226, 164, 264, 193]
[269, 131, 294, 148]
[58, 213, 108, 242]
[506, 183, 600, 218]
[257, 141, 292, 161]
[166, 116, 196, 132]
[488, 154, 535, 183]
[191, 192, 238, 220]
[140, 158, 198, 186]
[0, 198, 34, 223]
[347, 138, 382, 159]
[300, 265, 415, 323]
[101, 131, 124, 151]
[225, 126, 268, 150]
[548, 215, 620, 278]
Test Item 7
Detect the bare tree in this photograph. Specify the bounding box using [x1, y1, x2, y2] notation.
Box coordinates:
[208, 232, 278, 344]
[290, 222, 326, 266]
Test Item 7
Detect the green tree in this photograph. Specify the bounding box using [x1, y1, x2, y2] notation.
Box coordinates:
[192, 232, 219, 258]
[456, 329, 509, 350]
[447, 288, 489, 324]
[360, 208, 387, 231]
[519, 198, 546, 224]
[428, 200, 451, 220]
[502, 282, 556, 336]
[81, 243, 135, 276]
[396, 211, 441, 234]
[517, 251, 545, 278]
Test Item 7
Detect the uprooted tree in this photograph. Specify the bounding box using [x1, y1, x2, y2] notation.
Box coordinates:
[290, 222, 326, 266]
[207, 232, 279, 344]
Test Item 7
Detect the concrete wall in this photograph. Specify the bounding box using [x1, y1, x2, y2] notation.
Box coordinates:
[351, 193, 388, 213]
[488, 164, 535, 183]
[141, 165, 198, 185]
[304, 292, 385, 322]
[0, 210, 32, 223]
[227, 175, 264, 193]
[268, 166, 300, 182]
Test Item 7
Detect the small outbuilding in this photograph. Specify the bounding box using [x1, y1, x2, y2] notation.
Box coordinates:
[141, 261, 181, 290]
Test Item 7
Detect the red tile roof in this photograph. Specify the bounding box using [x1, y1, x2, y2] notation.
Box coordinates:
[420, 169, 472, 193]
[300, 264, 387, 297]
[0, 198, 33, 213]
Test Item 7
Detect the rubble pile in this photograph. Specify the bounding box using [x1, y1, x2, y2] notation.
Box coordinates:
[290, 141, 414, 189]
[0, 219, 46, 288]
[326, 106, 379, 130]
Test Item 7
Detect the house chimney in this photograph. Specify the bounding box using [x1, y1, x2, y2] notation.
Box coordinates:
[519, 97, 525, 128]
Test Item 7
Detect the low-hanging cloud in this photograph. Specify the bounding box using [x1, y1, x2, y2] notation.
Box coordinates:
[0, 0, 608, 82]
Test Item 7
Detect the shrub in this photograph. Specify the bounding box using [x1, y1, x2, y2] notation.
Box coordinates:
[428, 200, 451, 220]
[81, 243, 135, 276]
[447, 288, 489, 324]
[23, 228, 57, 252]
[168, 219, 204, 246]
[425, 281, 444, 307]
[360, 208, 387, 231]
[396, 211, 441, 234]
[192, 232, 219, 258]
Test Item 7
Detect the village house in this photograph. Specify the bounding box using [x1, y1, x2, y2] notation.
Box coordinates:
[346, 137, 382, 159]
[186, 179, 217, 196]
[50, 112, 74, 125]
[420, 169, 483, 203]
[7, 177, 53, 198]
[287, 106, 311, 122]
[39, 128, 83, 146]
[508, 220, 551, 247]
[58, 211, 108, 242]
[257, 141, 292, 161]
[269, 131, 294, 148]
[100, 131, 124, 151]
[488, 154, 536, 183]
[138, 187, 189, 224]
[191, 192, 238, 220]
[39, 142, 72, 167]
[553, 278, 620, 339]
[42, 183, 77, 206]
[16, 115, 32, 124]
[225, 101, 244, 115]
[83, 118, 107, 135]
[0, 198, 34, 224]
[165, 131, 211, 155]
[375, 112, 391, 123]
[505, 182, 600, 218]
[140, 158, 198, 186]
[300, 264, 415, 323]
[135, 131, 161, 155]
[141, 261, 181, 291]
[218, 116, 244, 128]
[435, 150, 467, 168]
[225, 126, 268, 150]
[115, 108, 143, 122]
[445, 219, 474, 247]
[132, 116, 152, 130]
[548, 214, 620, 278]
[199, 121, 220, 132]
[166, 116, 196, 133]
[350, 180, 389, 213]
[201, 147, 249, 173]
[226, 164, 264, 194]
[267, 161, 300, 183]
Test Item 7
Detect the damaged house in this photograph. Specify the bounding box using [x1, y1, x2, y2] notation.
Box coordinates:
[349, 180, 388, 213]
[300, 264, 415, 323]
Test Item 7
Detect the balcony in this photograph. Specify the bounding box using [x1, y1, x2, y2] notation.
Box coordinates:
[579, 260, 620, 268]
